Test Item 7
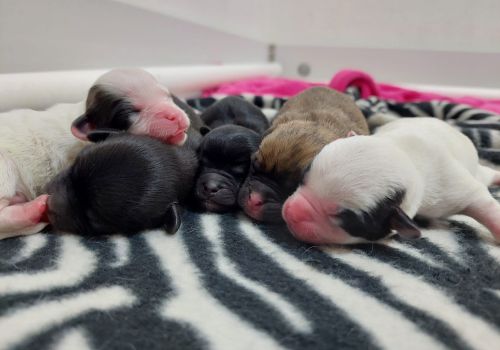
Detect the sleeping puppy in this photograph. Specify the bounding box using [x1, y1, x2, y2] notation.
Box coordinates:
[195, 125, 261, 212]
[45, 134, 198, 236]
[238, 87, 369, 223]
[72, 68, 204, 148]
[194, 96, 269, 212]
[199, 96, 270, 134]
[282, 117, 500, 244]
[0, 68, 201, 240]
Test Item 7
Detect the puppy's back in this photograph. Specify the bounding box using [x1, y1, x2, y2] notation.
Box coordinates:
[376, 117, 479, 177]
[71, 135, 197, 234]
[271, 87, 368, 135]
[257, 87, 369, 177]
[0, 103, 86, 197]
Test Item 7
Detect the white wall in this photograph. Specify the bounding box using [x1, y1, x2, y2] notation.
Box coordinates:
[1, 0, 499, 88]
[277, 46, 500, 88]
[116, 0, 500, 53]
[0, 0, 267, 73]
[113, 0, 500, 87]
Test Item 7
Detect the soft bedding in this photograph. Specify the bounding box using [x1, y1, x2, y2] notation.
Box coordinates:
[0, 87, 499, 350]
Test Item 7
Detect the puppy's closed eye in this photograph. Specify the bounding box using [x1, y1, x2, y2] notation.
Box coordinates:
[231, 164, 248, 176]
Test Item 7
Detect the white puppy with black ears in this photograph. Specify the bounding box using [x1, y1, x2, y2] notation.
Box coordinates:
[282, 117, 500, 244]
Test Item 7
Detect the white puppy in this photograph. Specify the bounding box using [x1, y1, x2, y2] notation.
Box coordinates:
[0, 68, 194, 239]
[282, 117, 500, 244]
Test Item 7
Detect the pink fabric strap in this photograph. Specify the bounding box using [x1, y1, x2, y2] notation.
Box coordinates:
[203, 70, 500, 113]
[328, 69, 380, 98]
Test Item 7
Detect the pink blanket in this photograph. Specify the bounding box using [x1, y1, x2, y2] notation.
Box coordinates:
[203, 69, 500, 114]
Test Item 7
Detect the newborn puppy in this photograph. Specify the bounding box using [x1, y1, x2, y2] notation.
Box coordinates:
[239, 87, 369, 223]
[194, 96, 269, 212]
[283, 117, 500, 244]
[199, 96, 270, 134]
[0, 68, 201, 240]
[72, 68, 204, 147]
[46, 134, 198, 235]
[195, 125, 261, 212]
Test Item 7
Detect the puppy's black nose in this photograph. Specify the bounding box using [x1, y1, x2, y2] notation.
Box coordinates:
[203, 180, 221, 195]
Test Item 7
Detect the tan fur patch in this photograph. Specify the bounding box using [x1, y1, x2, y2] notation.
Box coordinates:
[258, 87, 369, 179]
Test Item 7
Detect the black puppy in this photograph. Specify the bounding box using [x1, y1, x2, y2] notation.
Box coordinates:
[45, 134, 198, 236]
[200, 96, 269, 134]
[195, 125, 261, 212]
[194, 97, 269, 213]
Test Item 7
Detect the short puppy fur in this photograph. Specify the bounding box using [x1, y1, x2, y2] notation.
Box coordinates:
[46, 134, 198, 236]
[194, 97, 269, 212]
[283, 117, 500, 244]
[239, 87, 369, 223]
[72, 68, 205, 149]
[196, 125, 262, 212]
[0, 68, 205, 239]
[199, 96, 269, 134]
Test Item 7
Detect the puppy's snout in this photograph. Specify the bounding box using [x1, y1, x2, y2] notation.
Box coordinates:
[203, 180, 222, 195]
[282, 194, 313, 224]
[247, 192, 263, 210]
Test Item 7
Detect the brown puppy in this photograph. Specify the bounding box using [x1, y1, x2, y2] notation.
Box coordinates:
[238, 87, 369, 222]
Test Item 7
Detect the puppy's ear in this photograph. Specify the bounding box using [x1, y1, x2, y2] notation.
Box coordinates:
[200, 125, 211, 136]
[163, 203, 182, 234]
[71, 114, 95, 140]
[347, 130, 358, 137]
[390, 207, 421, 239]
[87, 129, 122, 143]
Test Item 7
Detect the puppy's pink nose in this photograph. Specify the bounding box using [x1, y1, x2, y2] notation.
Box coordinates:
[244, 192, 264, 219]
[282, 194, 314, 224]
[248, 192, 263, 209]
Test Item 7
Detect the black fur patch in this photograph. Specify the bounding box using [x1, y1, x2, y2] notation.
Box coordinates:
[238, 166, 300, 223]
[196, 125, 261, 212]
[338, 190, 406, 240]
[46, 135, 198, 236]
[84, 85, 138, 130]
[200, 96, 270, 135]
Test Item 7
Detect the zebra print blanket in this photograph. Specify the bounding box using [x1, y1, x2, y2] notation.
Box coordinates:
[1, 94, 499, 350]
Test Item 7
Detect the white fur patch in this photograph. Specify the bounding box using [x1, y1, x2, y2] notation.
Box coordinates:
[303, 118, 498, 241]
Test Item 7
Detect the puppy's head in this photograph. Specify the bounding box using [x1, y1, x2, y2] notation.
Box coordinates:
[282, 135, 421, 244]
[46, 135, 185, 235]
[196, 125, 260, 212]
[200, 96, 270, 134]
[238, 120, 336, 223]
[72, 68, 190, 145]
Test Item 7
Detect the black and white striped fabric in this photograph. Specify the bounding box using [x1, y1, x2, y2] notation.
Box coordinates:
[1, 93, 499, 350]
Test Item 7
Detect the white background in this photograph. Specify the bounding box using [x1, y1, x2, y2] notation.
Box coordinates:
[1, 0, 499, 87]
